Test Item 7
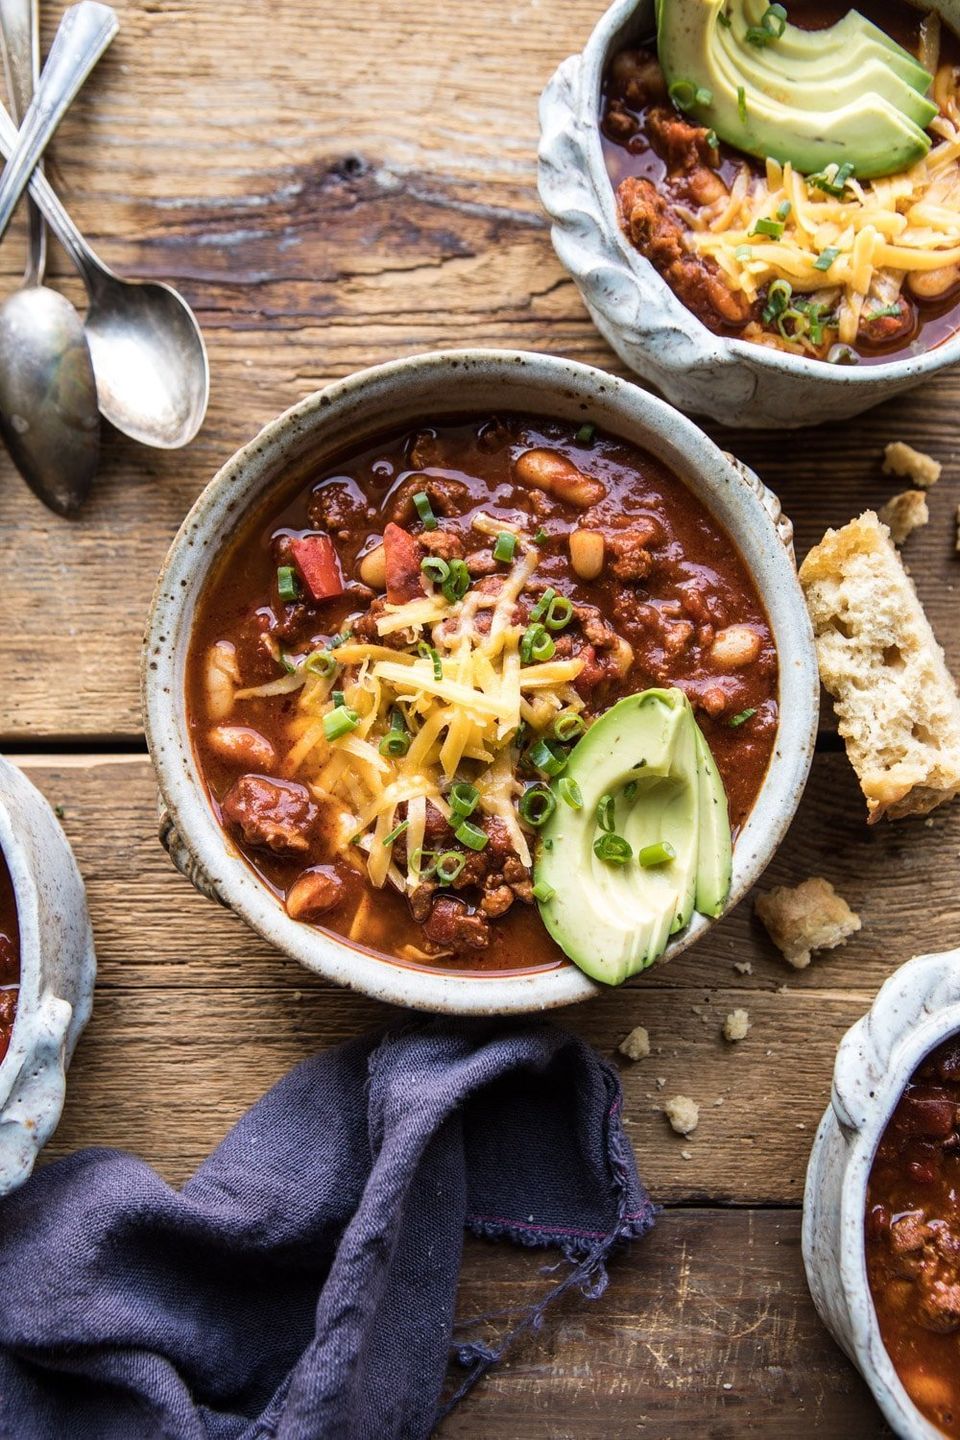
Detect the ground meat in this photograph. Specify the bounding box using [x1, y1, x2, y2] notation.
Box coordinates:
[221, 775, 317, 853]
[481, 885, 515, 918]
[420, 529, 465, 561]
[308, 480, 372, 538]
[409, 883, 436, 923]
[618, 176, 753, 331]
[607, 523, 658, 582]
[603, 99, 638, 144]
[423, 897, 490, 950]
[858, 296, 916, 348]
[608, 48, 667, 109]
[351, 597, 412, 649]
[388, 475, 471, 526]
[464, 549, 499, 577]
[645, 105, 715, 173]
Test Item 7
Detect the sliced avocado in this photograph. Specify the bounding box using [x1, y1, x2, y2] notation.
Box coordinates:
[534, 688, 732, 986]
[739, 0, 931, 86]
[657, 0, 934, 179]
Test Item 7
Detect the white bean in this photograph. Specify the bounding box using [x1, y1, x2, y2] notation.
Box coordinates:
[207, 725, 276, 769]
[710, 624, 761, 669]
[359, 542, 387, 590]
[514, 449, 606, 507]
[569, 528, 605, 579]
[908, 264, 960, 300]
[205, 641, 240, 720]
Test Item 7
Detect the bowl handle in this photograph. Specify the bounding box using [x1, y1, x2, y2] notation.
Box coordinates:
[157, 800, 228, 908]
[723, 453, 795, 562]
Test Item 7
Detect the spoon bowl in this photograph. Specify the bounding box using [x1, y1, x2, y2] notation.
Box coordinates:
[0, 285, 98, 514]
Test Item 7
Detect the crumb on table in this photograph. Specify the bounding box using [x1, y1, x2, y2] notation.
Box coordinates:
[618, 1025, 650, 1061]
[722, 1008, 751, 1042]
[754, 876, 861, 969]
[663, 1094, 699, 1136]
[879, 489, 928, 545]
[882, 440, 941, 487]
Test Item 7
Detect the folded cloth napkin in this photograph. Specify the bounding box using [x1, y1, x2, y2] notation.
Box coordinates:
[0, 1019, 654, 1440]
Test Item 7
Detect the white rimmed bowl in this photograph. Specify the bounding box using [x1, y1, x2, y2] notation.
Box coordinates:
[803, 949, 960, 1439]
[143, 348, 818, 1014]
[0, 755, 96, 1194]
[538, 0, 960, 429]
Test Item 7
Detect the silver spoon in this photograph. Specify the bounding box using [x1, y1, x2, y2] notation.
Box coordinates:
[0, 2, 116, 514]
[0, 0, 45, 285]
[0, 91, 209, 452]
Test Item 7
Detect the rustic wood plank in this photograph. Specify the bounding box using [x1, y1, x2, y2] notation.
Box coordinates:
[3, 747, 944, 1202]
[445, 1210, 889, 1438]
[0, 1, 957, 740]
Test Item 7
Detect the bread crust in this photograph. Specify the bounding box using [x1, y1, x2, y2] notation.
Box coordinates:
[799, 511, 960, 821]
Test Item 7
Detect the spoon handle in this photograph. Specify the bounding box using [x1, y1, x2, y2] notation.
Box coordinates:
[0, 1, 117, 244]
[0, 0, 44, 284]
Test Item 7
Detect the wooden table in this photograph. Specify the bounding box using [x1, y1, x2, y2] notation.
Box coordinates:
[4, 0, 957, 1431]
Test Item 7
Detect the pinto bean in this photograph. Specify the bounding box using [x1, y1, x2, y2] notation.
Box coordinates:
[358, 542, 387, 591]
[514, 449, 607, 508]
[569, 528, 605, 579]
[908, 264, 960, 300]
[285, 866, 344, 920]
[205, 641, 240, 721]
[207, 725, 277, 770]
[710, 624, 761, 669]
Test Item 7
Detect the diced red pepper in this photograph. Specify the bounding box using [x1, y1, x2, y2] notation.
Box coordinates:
[383, 523, 425, 604]
[290, 533, 344, 602]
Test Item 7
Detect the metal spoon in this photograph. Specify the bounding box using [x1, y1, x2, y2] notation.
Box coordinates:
[0, 2, 116, 514]
[0, 0, 45, 284]
[0, 89, 209, 452]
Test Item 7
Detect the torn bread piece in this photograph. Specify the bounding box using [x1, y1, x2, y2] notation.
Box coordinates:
[722, 1008, 750, 1042]
[755, 877, 861, 970]
[883, 441, 942, 488]
[879, 490, 928, 546]
[800, 511, 960, 821]
[618, 1025, 650, 1061]
[663, 1095, 699, 1136]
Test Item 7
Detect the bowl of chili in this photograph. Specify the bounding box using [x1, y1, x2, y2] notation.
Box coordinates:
[538, 0, 960, 428]
[143, 348, 818, 1014]
[0, 755, 96, 1194]
[804, 948, 960, 1438]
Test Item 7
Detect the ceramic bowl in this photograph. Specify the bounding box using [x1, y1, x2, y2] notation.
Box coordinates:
[143, 348, 818, 1015]
[0, 755, 96, 1194]
[537, 0, 960, 429]
[803, 949, 960, 1438]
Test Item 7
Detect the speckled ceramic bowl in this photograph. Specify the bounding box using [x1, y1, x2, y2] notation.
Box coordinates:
[0, 756, 96, 1194]
[538, 0, 960, 429]
[143, 348, 818, 1014]
[803, 949, 960, 1439]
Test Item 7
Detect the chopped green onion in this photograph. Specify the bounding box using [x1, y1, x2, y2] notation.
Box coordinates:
[557, 776, 583, 810]
[623, 780, 639, 801]
[379, 728, 411, 757]
[454, 819, 489, 851]
[706, 129, 719, 151]
[450, 782, 479, 818]
[436, 851, 466, 884]
[329, 629, 352, 649]
[728, 707, 757, 728]
[421, 556, 450, 587]
[382, 820, 409, 847]
[323, 706, 359, 741]
[527, 739, 567, 777]
[277, 565, 300, 602]
[532, 880, 556, 903]
[814, 246, 840, 272]
[304, 649, 337, 677]
[718, 8, 731, 24]
[695, 85, 712, 105]
[638, 840, 676, 868]
[735, 244, 752, 263]
[412, 491, 438, 530]
[520, 624, 555, 665]
[533, 527, 549, 545]
[668, 78, 697, 112]
[808, 161, 856, 198]
[737, 85, 747, 123]
[762, 278, 793, 324]
[593, 833, 633, 865]
[280, 651, 298, 674]
[777, 199, 792, 221]
[575, 422, 596, 444]
[545, 595, 574, 631]
[493, 532, 517, 563]
[750, 216, 783, 240]
[410, 848, 437, 878]
[332, 689, 346, 707]
[418, 641, 443, 680]
[530, 588, 556, 623]
[519, 785, 557, 827]
[552, 712, 585, 743]
[442, 559, 471, 603]
[866, 303, 903, 320]
[596, 793, 616, 833]
[746, 2, 787, 43]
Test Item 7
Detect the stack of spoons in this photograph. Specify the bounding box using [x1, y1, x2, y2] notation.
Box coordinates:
[0, 0, 208, 515]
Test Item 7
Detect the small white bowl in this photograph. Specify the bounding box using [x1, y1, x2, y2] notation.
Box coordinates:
[538, 0, 960, 429]
[143, 348, 818, 1015]
[803, 949, 960, 1439]
[0, 756, 96, 1194]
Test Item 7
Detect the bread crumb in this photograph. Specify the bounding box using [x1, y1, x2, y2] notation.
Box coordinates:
[655, 1076, 666, 1090]
[800, 511, 960, 821]
[618, 1025, 651, 1061]
[755, 877, 861, 969]
[680, 1149, 693, 1161]
[879, 489, 929, 545]
[722, 1008, 751, 1042]
[663, 1095, 699, 1136]
[733, 960, 753, 975]
[883, 441, 941, 488]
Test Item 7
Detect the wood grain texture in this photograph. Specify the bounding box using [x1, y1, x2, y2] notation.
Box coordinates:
[443, 1213, 889, 1438]
[0, 0, 957, 739]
